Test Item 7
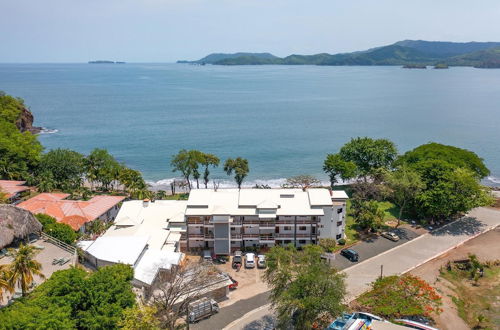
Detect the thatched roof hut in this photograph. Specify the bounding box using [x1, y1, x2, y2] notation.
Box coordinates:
[0, 204, 42, 249]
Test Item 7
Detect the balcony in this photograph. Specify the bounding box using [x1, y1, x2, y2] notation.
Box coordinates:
[242, 233, 260, 239]
[188, 234, 204, 239]
[242, 220, 260, 225]
[204, 233, 214, 240]
[187, 218, 204, 225]
[259, 221, 276, 228]
[231, 234, 243, 240]
[259, 235, 275, 242]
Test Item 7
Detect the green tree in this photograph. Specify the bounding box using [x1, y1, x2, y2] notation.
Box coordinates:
[171, 149, 201, 190]
[417, 168, 493, 220]
[224, 157, 249, 189]
[35, 213, 78, 244]
[119, 305, 161, 330]
[85, 148, 121, 191]
[323, 153, 357, 188]
[385, 166, 425, 226]
[119, 167, 147, 197]
[36, 148, 85, 192]
[358, 274, 442, 320]
[263, 244, 346, 329]
[8, 244, 45, 296]
[398, 142, 489, 179]
[339, 137, 398, 179]
[0, 264, 135, 329]
[200, 153, 220, 189]
[350, 198, 385, 232]
[0, 92, 43, 180]
[0, 187, 9, 204]
[0, 264, 14, 301]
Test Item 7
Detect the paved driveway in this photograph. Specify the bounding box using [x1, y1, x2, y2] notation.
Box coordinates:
[330, 227, 420, 270]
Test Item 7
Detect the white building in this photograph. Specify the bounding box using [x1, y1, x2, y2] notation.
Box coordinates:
[79, 200, 187, 291]
[184, 188, 348, 255]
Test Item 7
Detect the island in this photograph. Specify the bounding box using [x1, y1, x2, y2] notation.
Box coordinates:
[403, 64, 427, 69]
[88, 60, 126, 64]
[434, 63, 449, 69]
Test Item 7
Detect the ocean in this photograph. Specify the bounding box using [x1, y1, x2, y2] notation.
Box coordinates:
[0, 63, 499, 188]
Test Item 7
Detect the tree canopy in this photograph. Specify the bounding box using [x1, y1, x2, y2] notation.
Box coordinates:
[323, 153, 357, 187]
[357, 274, 442, 320]
[339, 137, 398, 178]
[0, 92, 42, 180]
[35, 213, 78, 244]
[283, 175, 320, 191]
[398, 142, 489, 179]
[224, 157, 249, 189]
[263, 244, 346, 329]
[0, 264, 135, 329]
[35, 149, 86, 192]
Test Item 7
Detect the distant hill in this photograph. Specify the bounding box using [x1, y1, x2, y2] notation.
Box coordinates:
[178, 40, 500, 68]
[177, 52, 278, 64]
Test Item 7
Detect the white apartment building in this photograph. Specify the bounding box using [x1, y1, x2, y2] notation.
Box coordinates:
[183, 188, 348, 255]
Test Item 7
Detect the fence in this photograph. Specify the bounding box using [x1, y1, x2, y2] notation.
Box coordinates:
[41, 232, 77, 255]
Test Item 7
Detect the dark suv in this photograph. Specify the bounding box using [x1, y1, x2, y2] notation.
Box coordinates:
[340, 248, 359, 262]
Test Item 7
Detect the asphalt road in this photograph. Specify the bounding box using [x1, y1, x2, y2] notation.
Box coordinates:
[329, 227, 420, 270]
[190, 291, 271, 330]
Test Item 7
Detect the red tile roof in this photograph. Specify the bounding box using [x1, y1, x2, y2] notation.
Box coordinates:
[18, 193, 126, 230]
[0, 180, 30, 199]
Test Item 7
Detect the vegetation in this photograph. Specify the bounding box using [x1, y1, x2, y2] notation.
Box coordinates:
[263, 244, 346, 329]
[357, 274, 442, 320]
[171, 149, 220, 190]
[224, 157, 249, 189]
[323, 154, 357, 187]
[183, 41, 500, 67]
[119, 305, 161, 330]
[0, 264, 135, 329]
[384, 166, 425, 226]
[350, 198, 385, 232]
[85, 148, 122, 191]
[283, 174, 320, 190]
[440, 256, 500, 329]
[319, 238, 337, 253]
[6, 244, 45, 296]
[0, 264, 14, 301]
[35, 214, 79, 244]
[0, 92, 43, 180]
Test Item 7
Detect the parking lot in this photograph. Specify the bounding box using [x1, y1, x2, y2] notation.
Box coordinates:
[329, 227, 421, 270]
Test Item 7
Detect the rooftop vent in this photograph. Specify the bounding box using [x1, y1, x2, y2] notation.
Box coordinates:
[143, 199, 150, 207]
[280, 194, 295, 198]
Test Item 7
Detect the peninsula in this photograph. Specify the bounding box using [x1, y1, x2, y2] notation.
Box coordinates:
[178, 40, 500, 68]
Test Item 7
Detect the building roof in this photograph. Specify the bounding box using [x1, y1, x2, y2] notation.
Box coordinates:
[18, 193, 126, 230]
[186, 188, 347, 217]
[0, 180, 30, 199]
[85, 235, 150, 265]
[84, 200, 188, 286]
[331, 190, 349, 199]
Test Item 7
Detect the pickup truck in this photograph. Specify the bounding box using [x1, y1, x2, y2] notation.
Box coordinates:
[188, 297, 219, 323]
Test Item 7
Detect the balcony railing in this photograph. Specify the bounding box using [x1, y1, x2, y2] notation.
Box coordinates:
[259, 235, 275, 241]
[204, 233, 214, 239]
[259, 222, 276, 227]
[231, 234, 243, 239]
[188, 234, 204, 239]
[242, 233, 260, 239]
[188, 219, 204, 225]
[242, 220, 260, 225]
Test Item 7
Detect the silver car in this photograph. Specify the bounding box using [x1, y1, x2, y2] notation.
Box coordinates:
[381, 231, 400, 241]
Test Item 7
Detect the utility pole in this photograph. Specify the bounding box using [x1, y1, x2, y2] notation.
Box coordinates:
[380, 264, 383, 279]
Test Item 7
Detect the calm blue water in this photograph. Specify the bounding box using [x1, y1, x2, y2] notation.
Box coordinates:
[1, 63, 499, 187]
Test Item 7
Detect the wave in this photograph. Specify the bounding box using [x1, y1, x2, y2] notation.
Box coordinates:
[39, 128, 59, 134]
[485, 176, 500, 185]
[146, 177, 334, 191]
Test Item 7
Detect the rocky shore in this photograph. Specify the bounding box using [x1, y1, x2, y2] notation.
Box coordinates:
[16, 107, 43, 134]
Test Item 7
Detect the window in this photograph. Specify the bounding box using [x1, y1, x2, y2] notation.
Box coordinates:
[284, 240, 292, 244]
[337, 208, 343, 214]
[299, 240, 306, 244]
[231, 227, 236, 231]
[336, 234, 342, 239]
[299, 226, 307, 231]
[284, 226, 292, 231]
[337, 221, 342, 227]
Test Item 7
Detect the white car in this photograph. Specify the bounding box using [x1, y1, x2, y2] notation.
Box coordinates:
[245, 253, 255, 268]
[257, 254, 266, 268]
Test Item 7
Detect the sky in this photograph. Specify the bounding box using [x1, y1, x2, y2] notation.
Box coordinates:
[1, 0, 499, 63]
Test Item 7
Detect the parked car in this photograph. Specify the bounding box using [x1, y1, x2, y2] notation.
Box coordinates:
[203, 250, 212, 262]
[381, 231, 400, 242]
[257, 254, 266, 268]
[232, 250, 243, 269]
[211, 254, 227, 264]
[227, 274, 238, 290]
[245, 253, 256, 268]
[188, 297, 219, 323]
[340, 249, 359, 262]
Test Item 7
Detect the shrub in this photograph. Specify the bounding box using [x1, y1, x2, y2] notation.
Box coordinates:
[35, 213, 79, 244]
[338, 238, 346, 245]
[319, 238, 336, 252]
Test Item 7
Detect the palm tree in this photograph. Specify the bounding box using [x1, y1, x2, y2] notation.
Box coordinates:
[0, 264, 14, 301]
[8, 244, 45, 296]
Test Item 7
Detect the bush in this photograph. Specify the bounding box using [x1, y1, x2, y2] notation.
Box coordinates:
[319, 238, 336, 252]
[35, 213, 79, 244]
[338, 238, 346, 245]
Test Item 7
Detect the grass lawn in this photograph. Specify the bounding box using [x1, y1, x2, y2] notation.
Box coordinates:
[440, 262, 500, 329]
[162, 193, 189, 200]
